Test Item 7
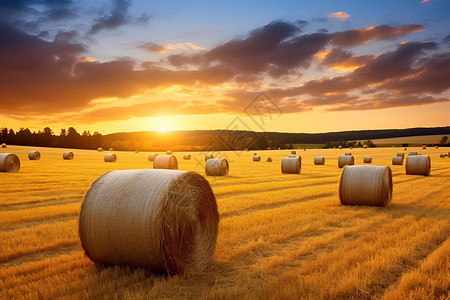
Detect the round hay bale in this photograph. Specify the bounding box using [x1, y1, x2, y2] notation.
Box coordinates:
[154, 155, 178, 170]
[339, 165, 392, 207]
[349, 147, 353, 150]
[183, 154, 191, 160]
[148, 154, 158, 161]
[435, 146, 439, 149]
[266, 157, 272, 162]
[363, 157, 372, 164]
[288, 154, 297, 158]
[1, 143, 6, 148]
[135, 150, 139, 154]
[345, 152, 352, 156]
[392, 156, 404, 165]
[281, 157, 301, 174]
[205, 154, 214, 161]
[104, 153, 117, 162]
[79, 169, 219, 274]
[63, 151, 74, 160]
[253, 153, 258, 155]
[338, 146, 342, 149]
[338, 155, 354, 168]
[291, 150, 296, 155]
[108, 148, 114, 151]
[363, 145, 368, 149]
[440, 153, 447, 158]
[28, 151, 41, 160]
[205, 158, 229, 176]
[0, 153, 20, 173]
[422, 145, 426, 149]
[314, 156, 325, 165]
[253, 155, 261, 162]
[98, 148, 103, 152]
[396, 152, 405, 158]
[166, 150, 173, 155]
[408, 151, 418, 156]
[406, 155, 431, 176]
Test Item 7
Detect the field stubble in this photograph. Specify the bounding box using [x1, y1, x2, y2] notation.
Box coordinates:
[0, 145, 449, 299]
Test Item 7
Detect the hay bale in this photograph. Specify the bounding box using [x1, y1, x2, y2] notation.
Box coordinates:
[440, 153, 447, 158]
[392, 156, 404, 165]
[253, 155, 261, 162]
[338, 146, 342, 149]
[363, 145, 368, 149]
[435, 146, 439, 149]
[406, 155, 431, 176]
[396, 152, 405, 158]
[79, 169, 219, 274]
[205, 158, 229, 176]
[28, 151, 41, 160]
[148, 154, 158, 161]
[345, 152, 352, 156]
[281, 157, 301, 174]
[104, 153, 117, 162]
[422, 145, 426, 149]
[363, 157, 372, 164]
[98, 148, 103, 152]
[448, 151, 450, 157]
[404, 147, 407, 150]
[408, 151, 418, 156]
[166, 150, 173, 155]
[314, 156, 325, 165]
[339, 165, 392, 207]
[288, 154, 297, 158]
[266, 157, 272, 162]
[154, 155, 178, 170]
[205, 154, 214, 161]
[63, 151, 74, 160]
[109, 148, 114, 151]
[349, 147, 353, 150]
[0, 153, 20, 173]
[291, 150, 296, 155]
[1, 143, 6, 148]
[338, 155, 354, 168]
[183, 154, 191, 160]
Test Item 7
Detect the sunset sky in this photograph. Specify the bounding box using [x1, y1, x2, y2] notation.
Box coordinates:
[1, 0, 450, 135]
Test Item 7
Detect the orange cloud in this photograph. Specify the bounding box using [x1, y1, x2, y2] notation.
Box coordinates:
[328, 12, 350, 21]
[139, 41, 205, 54]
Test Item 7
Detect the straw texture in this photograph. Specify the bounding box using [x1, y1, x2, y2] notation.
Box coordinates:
[104, 153, 117, 162]
[148, 154, 158, 161]
[392, 156, 404, 165]
[28, 151, 41, 160]
[406, 155, 431, 176]
[205, 154, 214, 161]
[314, 156, 325, 165]
[183, 154, 191, 160]
[339, 165, 392, 207]
[63, 151, 74, 160]
[396, 152, 405, 158]
[363, 157, 372, 163]
[338, 155, 354, 168]
[281, 157, 301, 174]
[205, 158, 229, 176]
[79, 169, 219, 274]
[0, 153, 20, 173]
[153, 155, 178, 170]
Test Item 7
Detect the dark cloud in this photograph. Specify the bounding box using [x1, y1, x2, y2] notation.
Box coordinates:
[320, 48, 373, 69]
[331, 24, 425, 46]
[138, 41, 169, 53]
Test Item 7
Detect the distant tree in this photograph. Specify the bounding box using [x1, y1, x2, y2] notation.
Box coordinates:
[440, 136, 448, 145]
[60, 128, 66, 137]
[365, 139, 376, 147]
[357, 141, 362, 148]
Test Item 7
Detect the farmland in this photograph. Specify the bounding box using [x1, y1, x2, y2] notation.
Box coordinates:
[1, 145, 449, 299]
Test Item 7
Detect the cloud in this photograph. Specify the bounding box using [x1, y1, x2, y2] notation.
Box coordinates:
[320, 48, 374, 70]
[328, 12, 350, 21]
[331, 24, 425, 46]
[139, 41, 206, 54]
[420, 0, 437, 4]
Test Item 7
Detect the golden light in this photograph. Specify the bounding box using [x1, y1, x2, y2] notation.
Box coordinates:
[154, 116, 174, 132]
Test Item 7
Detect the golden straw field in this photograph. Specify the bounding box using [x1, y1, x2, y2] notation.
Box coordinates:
[1, 145, 449, 299]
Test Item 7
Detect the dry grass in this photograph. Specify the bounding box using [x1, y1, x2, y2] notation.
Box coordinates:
[0, 145, 449, 299]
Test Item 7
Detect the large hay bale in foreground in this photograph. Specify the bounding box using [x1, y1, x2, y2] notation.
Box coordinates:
[339, 165, 392, 207]
[408, 151, 418, 156]
[205, 158, 229, 176]
[392, 156, 404, 165]
[406, 155, 431, 176]
[396, 152, 405, 158]
[28, 151, 41, 160]
[183, 154, 191, 160]
[205, 154, 214, 161]
[253, 155, 261, 162]
[154, 155, 178, 170]
[1, 143, 6, 148]
[104, 153, 117, 162]
[281, 157, 301, 174]
[0, 153, 20, 173]
[79, 169, 219, 274]
[338, 155, 354, 168]
[314, 156, 325, 165]
[363, 157, 372, 164]
[63, 151, 74, 160]
[148, 154, 158, 161]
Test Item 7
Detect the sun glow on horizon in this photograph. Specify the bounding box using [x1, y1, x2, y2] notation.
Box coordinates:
[153, 116, 175, 132]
